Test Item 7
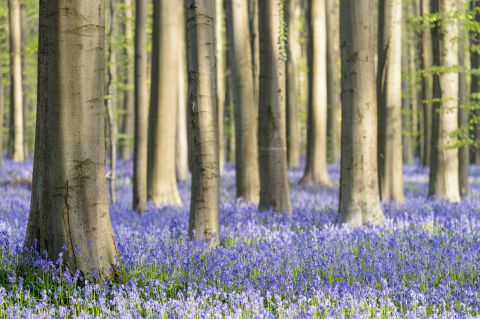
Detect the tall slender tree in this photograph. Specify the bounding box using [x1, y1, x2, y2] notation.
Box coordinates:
[258, 0, 292, 214]
[25, 0, 119, 279]
[186, 0, 220, 241]
[7, 0, 24, 162]
[300, 0, 331, 186]
[420, 0, 433, 166]
[286, 0, 302, 169]
[428, 0, 461, 202]
[326, 0, 341, 164]
[377, 0, 405, 202]
[105, 0, 118, 204]
[216, 0, 226, 174]
[147, 0, 182, 206]
[471, 0, 480, 164]
[339, 0, 384, 226]
[133, 0, 148, 213]
[225, 0, 260, 203]
[176, 5, 190, 182]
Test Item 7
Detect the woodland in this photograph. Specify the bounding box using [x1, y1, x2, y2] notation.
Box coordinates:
[0, 0, 478, 318]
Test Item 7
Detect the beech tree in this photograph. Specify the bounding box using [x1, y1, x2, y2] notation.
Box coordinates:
[7, 0, 24, 162]
[338, 0, 384, 226]
[25, 0, 118, 279]
[300, 0, 331, 187]
[186, 0, 220, 241]
[176, 5, 189, 182]
[216, 0, 226, 175]
[286, 0, 302, 169]
[377, 0, 405, 202]
[225, 0, 260, 203]
[258, 0, 292, 214]
[428, 0, 461, 202]
[326, 0, 341, 164]
[133, 0, 148, 213]
[147, 0, 182, 206]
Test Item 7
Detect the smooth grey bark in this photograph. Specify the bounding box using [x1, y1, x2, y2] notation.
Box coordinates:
[428, 0, 461, 202]
[249, 0, 260, 121]
[225, 0, 260, 203]
[420, 0, 433, 166]
[176, 5, 190, 182]
[300, 0, 331, 187]
[326, 0, 341, 164]
[216, 0, 226, 175]
[106, 0, 118, 204]
[26, 0, 119, 279]
[186, 0, 220, 241]
[377, 0, 405, 202]
[133, 0, 148, 213]
[258, 0, 292, 214]
[147, 0, 182, 206]
[7, 0, 24, 162]
[458, 0, 469, 198]
[339, 0, 385, 226]
[118, 0, 135, 160]
[286, 0, 302, 169]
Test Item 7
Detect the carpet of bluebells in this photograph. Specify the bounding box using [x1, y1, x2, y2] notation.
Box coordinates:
[0, 159, 478, 318]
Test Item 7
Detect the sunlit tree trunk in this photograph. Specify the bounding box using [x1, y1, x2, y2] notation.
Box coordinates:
[133, 0, 148, 213]
[105, 0, 117, 204]
[300, 0, 331, 187]
[428, 0, 460, 202]
[377, 0, 405, 202]
[7, 0, 24, 162]
[118, 0, 135, 160]
[286, 0, 302, 169]
[26, 0, 119, 280]
[147, 0, 182, 206]
[176, 5, 189, 182]
[226, 0, 260, 203]
[186, 0, 220, 241]
[326, 0, 341, 164]
[339, 0, 384, 226]
[420, 0, 433, 166]
[216, 0, 226, 175]
[258, 0, 291, 214]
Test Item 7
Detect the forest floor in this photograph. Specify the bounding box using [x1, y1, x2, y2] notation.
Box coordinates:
[0, 159, 478, 318]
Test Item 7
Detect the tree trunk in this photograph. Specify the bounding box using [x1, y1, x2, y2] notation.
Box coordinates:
[249, 0, 260, 121]
[258, 0, 292, 214]
[326, 0, 341, 164]
[106, 0, 118, 204]
[458, 0, 469, 198]
[7, 0, 24, 162]
[428, 0, 460, 202]
[26, 0, 119, 280]
[300, 0, 331, 187]
[216, 0, 226, 175]
[377, 0, 405, 202]
[118, 0, 134, 160]
[225, 0, 260, 203]
[339, 0, 384, 226]
[20, 4, 28, 157]
[420, 0, 433, 166]
[176, 5, 190, 182]
[286, 0, 302, 169]
[186, 0, 220, 241]
[147, 0, 182, 206]
[133, 0, 148, 213]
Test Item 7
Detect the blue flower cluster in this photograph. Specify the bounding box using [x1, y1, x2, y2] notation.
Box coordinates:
[0, 159, 478, 318]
